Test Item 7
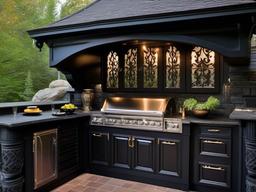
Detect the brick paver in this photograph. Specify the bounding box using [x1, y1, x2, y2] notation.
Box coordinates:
[52, 173, 184, 192]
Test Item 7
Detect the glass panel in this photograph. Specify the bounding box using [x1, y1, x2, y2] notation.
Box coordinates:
[124, 48, 137, 88]
[191, 47, 215, 88]
[165, 46, 181, 88]
[107, 51, 119, 88]
[143, 47, 158, 88]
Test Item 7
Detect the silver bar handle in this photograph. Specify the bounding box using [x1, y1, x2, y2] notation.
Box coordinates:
[93, 133, 103, 137]
[203, 140, 224, 145]
[162, 141, 176, 145]
[208, 129, 220, 133]
[202, 165, 224, 171]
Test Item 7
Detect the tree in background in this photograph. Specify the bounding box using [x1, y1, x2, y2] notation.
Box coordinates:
[20, 71, 34, 101]
[60, 0, 92, 18]
[0, 0, 92, 102]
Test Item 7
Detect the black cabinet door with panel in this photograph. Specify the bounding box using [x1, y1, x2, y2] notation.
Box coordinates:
[89, 131, 109, 166]
[157, 138, 181, 177]
[112, 134, 131, 169]
[133, 136, 155, 173]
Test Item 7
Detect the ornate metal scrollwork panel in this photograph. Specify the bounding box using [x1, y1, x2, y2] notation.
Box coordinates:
[143, 48, 158, 88]
[107, 51, 119, 88]
[124, 48, 137, 88]
[165, 46, 181, 88]
[191, 47, 215, 88]
[1, 144, 24, 177]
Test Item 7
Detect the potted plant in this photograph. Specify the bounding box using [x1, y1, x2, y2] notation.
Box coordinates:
[183, 96, 220, 118]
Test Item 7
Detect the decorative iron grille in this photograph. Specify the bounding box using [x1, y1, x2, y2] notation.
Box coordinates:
[143, 47, 158, 88]
[124, 48, 138, 88]
[107, 51, 119, 88]
[191, 47, 215, 88]
[166, 46, 181, 88]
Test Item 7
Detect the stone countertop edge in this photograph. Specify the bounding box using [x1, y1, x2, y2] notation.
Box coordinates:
[0, 111, 94, 128]
[182, 116, 240, 126]
[230, 109, 256, 121]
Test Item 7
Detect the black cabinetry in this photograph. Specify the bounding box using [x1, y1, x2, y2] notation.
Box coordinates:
[157, 138, 181, 177]
[191, 124, 239, 192]
[89, 131, 109, 166]
[89, 125, 190, 190]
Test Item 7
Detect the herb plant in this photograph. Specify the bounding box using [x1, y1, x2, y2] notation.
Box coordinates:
[183, 96, 220, 111]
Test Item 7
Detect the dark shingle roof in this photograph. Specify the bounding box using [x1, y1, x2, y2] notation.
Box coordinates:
[48, 0, 256, 28]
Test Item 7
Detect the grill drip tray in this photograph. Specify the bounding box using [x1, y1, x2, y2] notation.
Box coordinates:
[90, 114, 182, 133]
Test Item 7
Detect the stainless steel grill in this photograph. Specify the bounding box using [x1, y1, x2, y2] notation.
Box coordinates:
[91, 97, 182, 133]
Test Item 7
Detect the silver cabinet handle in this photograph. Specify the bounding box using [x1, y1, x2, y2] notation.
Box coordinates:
[202, 165, 224, 171]
[93, 133, 103, 137]
[162, 141, 176, 145]
[203, 140, 224, 145]
[137, 139, 152, 143]
[208, 129, 220, 133]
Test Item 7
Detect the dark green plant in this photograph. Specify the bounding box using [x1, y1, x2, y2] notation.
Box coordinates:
[183, 96, 220, 111]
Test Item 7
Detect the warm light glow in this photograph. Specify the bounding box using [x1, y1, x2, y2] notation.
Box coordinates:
[142, 45, 147, 51]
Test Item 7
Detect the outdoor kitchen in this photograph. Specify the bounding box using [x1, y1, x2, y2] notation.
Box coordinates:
[0, 1, 256, 192]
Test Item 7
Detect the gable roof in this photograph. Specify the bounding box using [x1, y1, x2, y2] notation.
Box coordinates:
[28, 0, 256, 38]
[49, 0, 256, 28]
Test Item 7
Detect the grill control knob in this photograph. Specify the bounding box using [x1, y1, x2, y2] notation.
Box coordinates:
[156, 122, 161, 126]
[150, 121, 155, 126]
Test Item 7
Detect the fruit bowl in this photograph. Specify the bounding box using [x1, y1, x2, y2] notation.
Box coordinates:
[60, 104, 77, 115]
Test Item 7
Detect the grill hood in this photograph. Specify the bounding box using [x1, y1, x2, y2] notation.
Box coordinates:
[101, 97, 172, 116]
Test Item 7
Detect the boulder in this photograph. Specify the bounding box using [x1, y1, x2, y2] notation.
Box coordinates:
[32, 87, 69, 102]
[49, 80, 71, 89]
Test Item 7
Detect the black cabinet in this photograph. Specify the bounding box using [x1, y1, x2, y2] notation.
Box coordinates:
[191, 124, 238, 192]
[157, 138, 181, 177]
[112, 134, 155, 172]
[89, 131, 109, 166]
[112, 134, 131, 169]
[133, 136, 155, 173]
[89, 125, 190, 190]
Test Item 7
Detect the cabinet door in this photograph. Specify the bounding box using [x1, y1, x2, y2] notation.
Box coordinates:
[157, 138, 181, 177]
[34, 129, 57, 189]
[89, 131, 109, 166]
[133, 136, 155, 173]
[112, 134, 131, 169]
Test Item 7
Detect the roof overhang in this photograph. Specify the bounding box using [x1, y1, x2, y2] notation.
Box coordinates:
[28, 3, 256, 39]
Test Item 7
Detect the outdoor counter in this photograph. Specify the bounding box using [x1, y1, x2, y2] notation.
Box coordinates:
[0, 111, 92, 128]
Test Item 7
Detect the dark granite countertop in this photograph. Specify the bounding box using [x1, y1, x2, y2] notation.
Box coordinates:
[0, 111, 92, 128]
[230, 108, 256, 121]
[181, 115, 240, 126]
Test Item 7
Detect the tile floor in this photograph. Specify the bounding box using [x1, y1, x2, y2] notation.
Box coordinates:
[52, 173, 184, 192]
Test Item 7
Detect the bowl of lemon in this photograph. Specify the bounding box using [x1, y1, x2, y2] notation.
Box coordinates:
[60, 103, 78, 115]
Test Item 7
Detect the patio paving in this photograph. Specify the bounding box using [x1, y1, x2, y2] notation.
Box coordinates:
[52, 173, 184, 192]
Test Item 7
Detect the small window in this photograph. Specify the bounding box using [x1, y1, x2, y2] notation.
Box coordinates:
[124, 48, 138, 88]
[165, 46, 181, 88]
[191, 47, 215, 89]
[143, 47, 159, 88]
[107, 51, 119, 88]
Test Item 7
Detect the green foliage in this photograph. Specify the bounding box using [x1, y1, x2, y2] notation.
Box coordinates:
[60, 0, 92, 18]
[0, 0, 92, 102]
[183, 98, 197, 111]
[183, 96, 220, 111]
[20, 71, 34, 101]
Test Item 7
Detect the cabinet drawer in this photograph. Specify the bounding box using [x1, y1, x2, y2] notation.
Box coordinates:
[198, 162, 230, 188]
[200, 138, 230, 158]
[200, 127, 231, 138]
